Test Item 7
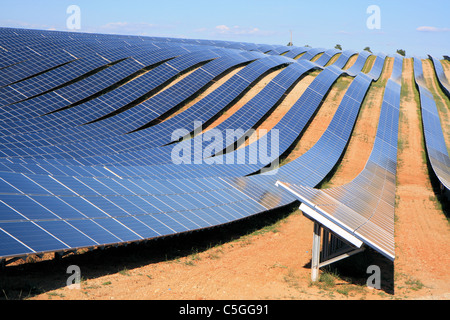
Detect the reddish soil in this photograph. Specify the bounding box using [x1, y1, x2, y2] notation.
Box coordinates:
[163, 66, 245, 122]
[202, 68, 283, 133]
[393, 58, 450, 299]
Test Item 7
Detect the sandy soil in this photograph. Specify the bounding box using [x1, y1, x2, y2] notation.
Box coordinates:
[310, 52, 324, 62]
[0, 58, 449, 301]
[292, 52, 306, 60]
[162, 66, 245, 122]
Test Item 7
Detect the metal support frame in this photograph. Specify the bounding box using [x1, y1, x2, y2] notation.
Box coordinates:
[311, 222, 322, 281]
[274, 182, 369, 281]
[0, 256, 24, 269]
[54, 250, 76, 260]
[310, 221, 365, 282]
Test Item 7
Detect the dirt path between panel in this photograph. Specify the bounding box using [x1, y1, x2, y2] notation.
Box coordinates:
[393, 58, 450, 299]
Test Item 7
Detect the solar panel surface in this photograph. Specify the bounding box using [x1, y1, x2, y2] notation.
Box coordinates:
[0, 28, 447, 268]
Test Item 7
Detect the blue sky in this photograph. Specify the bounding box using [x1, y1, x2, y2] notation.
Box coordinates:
[0, 0, 449, 57]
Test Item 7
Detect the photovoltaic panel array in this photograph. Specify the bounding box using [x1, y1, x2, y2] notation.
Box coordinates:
[276, 55, 404, 260]
[0, 27, 389, 261]
[0, 27, 447, 269]
[428, 55, 450, 98]
[413, 57, 450, 191]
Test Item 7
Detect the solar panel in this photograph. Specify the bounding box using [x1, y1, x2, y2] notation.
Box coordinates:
[276, 55, 403, 267]
[428, 55, 450, 98]
[0, 28, 429, 275]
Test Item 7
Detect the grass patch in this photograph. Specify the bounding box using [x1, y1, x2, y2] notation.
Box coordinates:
[405, 278, 425, 291]
[118, 267, 131, 276]
[84, 283, 101, 290]
[207, 247, 224, 260]
[283, 268, 301, 289]
[46, 292, 65, 299]
[183, 260, 196, 266]
[309, 268, 339, 290]
[361, 55, 376, 74]
[309, 267, 369, 298]
[396, 272, 425, 292]
[333, 75, 352, 91]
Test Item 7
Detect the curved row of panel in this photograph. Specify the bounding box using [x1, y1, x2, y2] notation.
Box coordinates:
[428, 55, 450, 98]
[0, 49, 265, 148]
[0, 36, 366, 173]
[413, 58, 450, 190]
[276, 55, 404, 260]
[0, 27, 386, 261]
[0, 49, 379, 181]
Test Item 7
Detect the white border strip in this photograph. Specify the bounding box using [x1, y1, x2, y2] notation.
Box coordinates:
[275, 181, 363, 248]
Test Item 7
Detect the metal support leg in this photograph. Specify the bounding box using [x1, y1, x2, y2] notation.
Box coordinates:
[54, 252, 62, 261]
[310, 222, 365, 282]
[311, 222, 322, 282]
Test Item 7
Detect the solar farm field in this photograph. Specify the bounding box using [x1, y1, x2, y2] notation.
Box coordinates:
[0, 28, 449, 300]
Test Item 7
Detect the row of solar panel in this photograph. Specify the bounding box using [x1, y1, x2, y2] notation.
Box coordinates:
[429, 55, 450, 98]
[413, 58, 450, 190]
[0, 47, 348, 168]
[0, 48, 379, 184]
[275, 55, 404, 260]
[0, 51, 376, 182]
[0, 27, 385, 261]
[0, 27, 311, 68]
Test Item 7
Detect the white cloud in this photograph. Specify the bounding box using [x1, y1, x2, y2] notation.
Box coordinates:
[98, 22, 177, 36]
[101, 22, 156, 30]
[194, 24, 276, 37]
[416, 26, 450, 32]
[335, 30, 353, 35]
[215, 25, 230, 32]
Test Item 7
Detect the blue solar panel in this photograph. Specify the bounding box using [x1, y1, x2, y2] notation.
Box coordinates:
[275, 55, 403, 261]
[413, 57, 450, 190]
[0, 27, 430, 268]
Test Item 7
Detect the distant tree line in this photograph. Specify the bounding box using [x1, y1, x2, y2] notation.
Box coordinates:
[288, 40, 407, 57]
[396, 49, 406, 56]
